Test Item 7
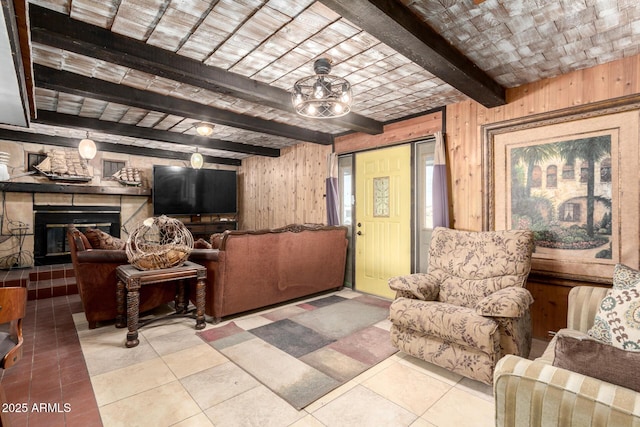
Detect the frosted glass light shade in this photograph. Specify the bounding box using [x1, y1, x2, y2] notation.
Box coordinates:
[190, 152, 204, 169]
[78, 138, 97, 159]
[195, 122, 214, 136]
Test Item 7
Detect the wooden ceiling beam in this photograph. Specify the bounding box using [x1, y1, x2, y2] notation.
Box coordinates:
[29, 4, 383, 135]
[0, 128, 241, 166]
[319, 0, 506, 108]
[34, 111, 280, 158]
[1, 0, 32, 126]
[11, 0, 35, 120]
[34, 64, 334, 145]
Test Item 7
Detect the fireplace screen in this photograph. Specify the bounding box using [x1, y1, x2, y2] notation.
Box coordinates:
[45, 222, 114, 257]
[34, 206, 121, 265]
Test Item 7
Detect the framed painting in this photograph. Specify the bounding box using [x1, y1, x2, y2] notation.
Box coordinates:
[482, 96, 640, 282]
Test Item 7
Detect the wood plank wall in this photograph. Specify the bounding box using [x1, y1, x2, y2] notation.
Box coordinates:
[447, 53, 640, 232]
[239, 142, 331, 230]
[238, 53, 640, 338]
[334, 111, 442, 154]
[238, 111, 443, 230]
[239, 53, 640, 234]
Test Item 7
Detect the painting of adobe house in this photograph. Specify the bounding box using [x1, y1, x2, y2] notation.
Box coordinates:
[509, 134, 612, 260]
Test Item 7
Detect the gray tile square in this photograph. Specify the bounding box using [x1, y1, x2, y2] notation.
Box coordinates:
[249, 318, 334, 358]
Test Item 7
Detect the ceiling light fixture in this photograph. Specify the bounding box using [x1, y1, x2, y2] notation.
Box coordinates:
[195, 122, 214, 137]
[78, 131, 97, 160]
[190, 148, 204, 169]
[292, 57, 352, 119]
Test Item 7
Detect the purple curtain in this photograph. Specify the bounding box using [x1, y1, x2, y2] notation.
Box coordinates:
[326, 153, 340, 225]
[432, 131, 450, 228]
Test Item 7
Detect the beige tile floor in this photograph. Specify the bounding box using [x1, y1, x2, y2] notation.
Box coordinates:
[74, 288, 546, 427]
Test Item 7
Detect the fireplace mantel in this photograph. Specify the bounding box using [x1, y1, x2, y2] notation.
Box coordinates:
[0, 182, 150, 196]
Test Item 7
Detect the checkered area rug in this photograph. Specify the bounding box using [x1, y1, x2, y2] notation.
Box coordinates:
[197, 293, 397, 409]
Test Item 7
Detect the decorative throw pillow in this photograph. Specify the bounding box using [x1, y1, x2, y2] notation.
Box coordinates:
[210, 233, 223, 249]
[83, 228, 126, 250]
[587, 264, 640, 351]
[68, 227, 92, 251]
[553, 333, 640, 393]
[193, 238, 212, 249]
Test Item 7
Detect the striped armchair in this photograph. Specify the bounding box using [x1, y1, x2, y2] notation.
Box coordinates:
[494, 285, 640, 426]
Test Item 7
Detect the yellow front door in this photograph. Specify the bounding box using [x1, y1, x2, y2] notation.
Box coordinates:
[355, 144, 411, 298]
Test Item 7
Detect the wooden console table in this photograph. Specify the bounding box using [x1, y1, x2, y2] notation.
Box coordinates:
[115, 261, 206, 348]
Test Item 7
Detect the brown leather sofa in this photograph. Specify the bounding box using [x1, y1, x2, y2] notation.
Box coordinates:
[67, 227, 176, 329]
[68, 223, 348, 327]
[187, 248, 219, 315]
[200, 224, 348, 322]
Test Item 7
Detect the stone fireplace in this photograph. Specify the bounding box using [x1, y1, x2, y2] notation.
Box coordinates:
[33, 205, 121, 265]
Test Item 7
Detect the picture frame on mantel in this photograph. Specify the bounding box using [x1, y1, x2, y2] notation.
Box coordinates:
[482, 95, 640, 283]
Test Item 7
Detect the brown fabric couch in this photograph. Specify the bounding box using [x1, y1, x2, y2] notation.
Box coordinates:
[197, 224, 348, 321]
[68, 223, 348, 327]
[67, 227, 176, 329]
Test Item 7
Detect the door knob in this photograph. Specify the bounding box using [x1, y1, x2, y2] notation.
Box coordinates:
[357, 231, 362, 236]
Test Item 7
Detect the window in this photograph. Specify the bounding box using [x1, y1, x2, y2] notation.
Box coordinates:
[546, 165, 557, 188]
[26, 152, 47, 172]
[561, 202, 580, 222]
[415, 139, 436, 273]
[423, 159, 434, 229]
[338, 156, 353, 225]
[531, 165, 542, 187]
[103, 160, 125, 179]
[600, 158, 611, 183]
[562, 163, 575, 179]
[580, 161, 591, 183]
[337, 154, 354, 289]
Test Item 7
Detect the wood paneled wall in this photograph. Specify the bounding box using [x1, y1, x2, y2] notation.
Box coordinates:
[238, 53, 640, 339]
[447, 53, 640, 339]
[446, 53, 640, 231]
[334, 111, 442, 154]
[239, 53, 640, 236]
[239, 111, 444, 230]
[239, 142, 331, 230]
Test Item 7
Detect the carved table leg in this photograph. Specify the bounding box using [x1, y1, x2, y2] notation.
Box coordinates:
[176, 280, 187, 314]
[195, 277, 205, 330]
[115, 278, 126, 328]
[126, 284, 140, 348]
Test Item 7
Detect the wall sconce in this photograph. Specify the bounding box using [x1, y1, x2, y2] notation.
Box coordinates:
[190, 148, 204, 169]
[78, 132, 97, 160]
[195, 122, 214, 137]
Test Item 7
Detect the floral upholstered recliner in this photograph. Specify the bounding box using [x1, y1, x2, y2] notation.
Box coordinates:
[388, 227, 535, 384]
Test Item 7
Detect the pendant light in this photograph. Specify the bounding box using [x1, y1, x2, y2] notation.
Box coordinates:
[190, 148, 204, 169]
[78, 131, 97, 160]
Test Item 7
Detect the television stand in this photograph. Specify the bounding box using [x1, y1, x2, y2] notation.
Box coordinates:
[184, 221, 237, 240]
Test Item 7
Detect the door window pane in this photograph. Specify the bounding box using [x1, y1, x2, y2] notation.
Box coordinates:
[424, 161, 434, 229]
[415, 139, 436, 273]
[338, 154, 354, 288]
[339, 157, 353, 225]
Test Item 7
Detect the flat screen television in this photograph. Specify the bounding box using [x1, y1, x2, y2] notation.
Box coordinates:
[152, 166, 237, 216]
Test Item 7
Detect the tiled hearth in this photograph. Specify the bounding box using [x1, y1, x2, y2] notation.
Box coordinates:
[0, 264, 77, 300]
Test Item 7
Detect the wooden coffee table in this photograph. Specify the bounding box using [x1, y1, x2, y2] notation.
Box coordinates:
[115, 261, 206, 348]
